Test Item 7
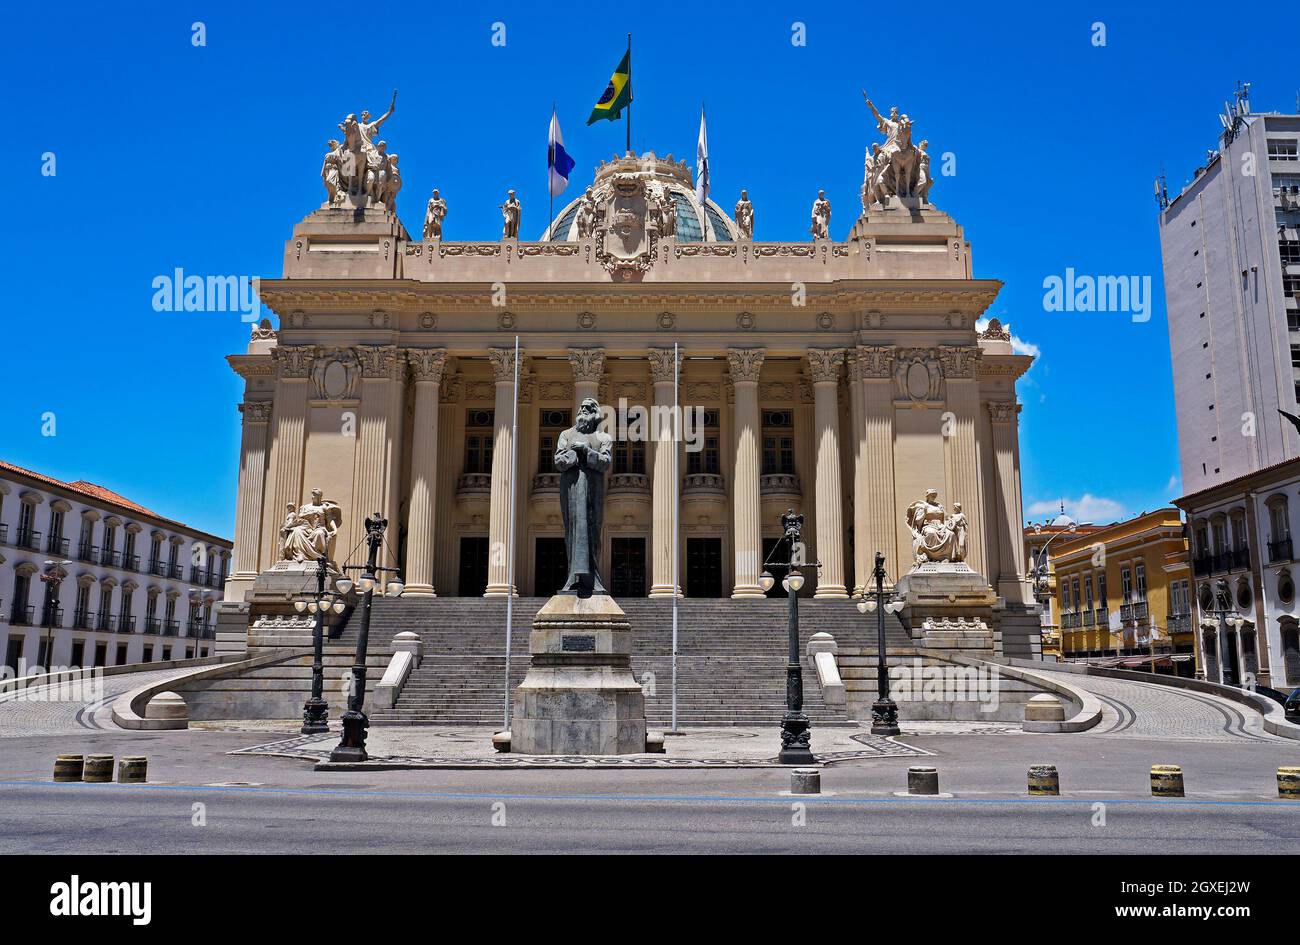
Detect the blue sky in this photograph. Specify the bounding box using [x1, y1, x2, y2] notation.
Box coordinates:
[4, 1, 1295, 537]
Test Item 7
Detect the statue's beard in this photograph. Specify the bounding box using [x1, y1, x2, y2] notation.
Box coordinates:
[576, 416, 599, 433]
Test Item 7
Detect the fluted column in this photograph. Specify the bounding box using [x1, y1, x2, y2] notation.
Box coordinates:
[648, 347, 682, 597]
[729, 348, 765, 598]
[351, 346, 401, 558]
[568, 347, 605, 410]
[261, 346, 314, 569]
[990, 402, 1031, 603]
[846, 351, 869, 596]
[485, 347, 522, 596]
[940, 346, 987, 578]
[858, 346, 899, 584]
[808, 349, 847, 598]
[404, 350, 447, 596]
[229, 400, 271, 591]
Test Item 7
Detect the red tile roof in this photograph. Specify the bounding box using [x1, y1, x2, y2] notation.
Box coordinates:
[0, 460, 230, 545]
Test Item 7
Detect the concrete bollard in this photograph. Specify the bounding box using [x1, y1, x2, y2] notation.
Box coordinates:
[791, 768, 821, 795]
[908, 765, 939, 796]
[144, 691, 189, 730]
[53, 755, 84, 782]
[1028, 764, 1060, 796]
[1150, 764, 1185, 797]
[491, 731, 511, 753]
[1278, 766, 1300, 799]
[83, 755, 115, 783]
[118, 757, 148, 784]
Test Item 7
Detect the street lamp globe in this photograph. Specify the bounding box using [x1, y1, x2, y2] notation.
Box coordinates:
[787, 569, 805, 593]
[385, 579, 405, 598]
[358, 573, 377, 594]
[758, 570, 775, 593]
[331, 599, 347, 614]
[293, 599, 307, 613]
[335, 577, 354, 595]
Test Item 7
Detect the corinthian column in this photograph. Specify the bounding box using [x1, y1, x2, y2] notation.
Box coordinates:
[940, 346, 987, 578]
[404, 349, 447, 596]
[857, 346, 898, 583]
[648, 347, 681, 597]
[568, 347, 605, 409]
[351, 345, 402, 559]
[807, 349, 847, 598]
[230, 400, 271, 593]
[989, 401, 1031, 603]
[261, 345, 315, 569]
[845, 351, 868, 596]
[485, 347, 522, 596]
[729, 348, 765, 598]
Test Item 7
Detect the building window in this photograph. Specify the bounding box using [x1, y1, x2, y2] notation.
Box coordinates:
[1268, 139, 1299, 162]
[1121, 566, 1132, 601]
[1135, 562, 1147, 600]
[1084, 576, 1094, 611]
[538, 409, 570, 471]
[761, 409, 795, 475]
[464, 409, 495, 475]
[687, 410, 720, 475]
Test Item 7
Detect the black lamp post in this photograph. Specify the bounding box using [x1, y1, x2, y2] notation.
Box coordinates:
[759, 509, 818, 765]
[39, 560, 69, 670]
[330, 513, 404, 763]
[293, 556, 346, 735]
[857, 552, 901, 736]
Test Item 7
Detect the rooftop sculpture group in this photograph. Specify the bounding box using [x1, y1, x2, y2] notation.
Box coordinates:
[861, 91, 934, 210]
[321, 91, 402, 209]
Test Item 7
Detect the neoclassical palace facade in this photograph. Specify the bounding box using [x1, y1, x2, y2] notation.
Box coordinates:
[222, 148, 1035, 616]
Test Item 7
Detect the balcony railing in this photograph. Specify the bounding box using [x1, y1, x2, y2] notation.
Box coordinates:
[10, 605, 34, 626]
[149, 559, 167, 577]
[1082, 610, 1095, 626]
[1270, 537, 1294, 563]
[456, 473, 492, 497]
[1120, 599, 1150, 623]
[144, 617, 161, 635]
[191, 567, 207, 585]
[682, 472, 726, 495]
[95, 613, 116, 632]
[118, 615, 137, 633]
[607, 473, 650, 494]
[121, 554, 140, 573]
[40, 607, 64, 629]
[0, 524, 7, 543]
[1094, 608, 1108, 627]
[1192, 555, 1213, 577]
[759, 473, 801, 498]
[208, 571, 223, 588]
[73, 608, 94, 630]
[1168, 613, 1192, 635]
[163, 620, 179, 637]
[16, 529, 41, 551]
[78, 542, 98, 563]
[99, 548, 121, 567]
[169, 563, 184, 579]
[1061, 611, 1081, 629]
[46, 535, 69, 556]
[1230, 546, 1251, 570]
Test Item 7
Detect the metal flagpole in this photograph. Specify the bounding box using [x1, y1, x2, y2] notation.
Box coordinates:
[626, 33, 632, 155]
[671, 342, 679, 732]
[503, 334, 520, 730]
[548, 102, 555, 239]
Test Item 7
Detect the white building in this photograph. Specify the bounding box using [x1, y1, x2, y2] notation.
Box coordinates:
[0, 461, 232, 674]
[1174, 455, 1300, 690]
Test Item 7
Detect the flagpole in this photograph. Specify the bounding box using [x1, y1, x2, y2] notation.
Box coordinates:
[548, 103, 555, 239]
[626, 33, 632, 155]
[670, 341, 679, 733]
[503, 334, 520, 730]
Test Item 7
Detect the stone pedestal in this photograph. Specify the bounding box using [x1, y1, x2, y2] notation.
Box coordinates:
[510, 594, 648, 755]
[894, 562, 996, 656]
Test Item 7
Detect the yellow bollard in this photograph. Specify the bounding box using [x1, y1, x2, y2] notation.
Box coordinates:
[1028, 763, 1059, 796]
[1150, 764, 1184, 797]
[83, 755, 114, 783]
[118, 757, 148, 784]
[53, 755, 84, 782]
[1278, 767, 1300, 799]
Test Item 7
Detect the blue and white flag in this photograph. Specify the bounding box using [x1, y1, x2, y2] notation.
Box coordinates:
[695, 105, 710, 207]
[548, 107, 576, 197]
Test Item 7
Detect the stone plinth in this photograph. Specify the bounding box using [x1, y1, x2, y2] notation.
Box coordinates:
[510, 594, 648, 755]
[894, 562, 996, 656]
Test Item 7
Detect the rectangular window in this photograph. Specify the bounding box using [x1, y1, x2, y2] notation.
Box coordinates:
[1121, 567, 1132, 601]
[1135, 562, 1147, 600]
[613, 439, 645, 474]
[537, 409, 570, 472]
[464, 409, 495, 475]
[686, 411, 721, 475]
[1269, 139, 1299, 161]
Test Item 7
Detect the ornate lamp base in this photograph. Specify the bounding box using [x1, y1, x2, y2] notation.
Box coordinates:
[870, 698, 901, 737]
[301, 697, 329, 735]
[330, 709, 369, 762]
[778, 711, 815, 765]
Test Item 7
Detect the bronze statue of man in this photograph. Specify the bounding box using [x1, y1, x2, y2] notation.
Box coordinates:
[555, 398, 613, 595]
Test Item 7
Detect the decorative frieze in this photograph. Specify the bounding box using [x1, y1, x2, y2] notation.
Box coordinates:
[310, 347, 361, 400]
[894, 348, 943, 403]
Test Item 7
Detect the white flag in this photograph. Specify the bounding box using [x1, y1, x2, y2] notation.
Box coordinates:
[695, 105, 710, 209]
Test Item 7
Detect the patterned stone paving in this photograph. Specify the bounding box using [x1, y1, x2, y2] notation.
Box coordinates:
[231, 726, 930, 769]
[0, 668, 190, 738]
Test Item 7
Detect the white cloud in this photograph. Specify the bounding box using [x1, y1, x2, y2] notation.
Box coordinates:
[1026, 494, 1126, 524]
[1165, 474, 1181, 496]
[976, 317, 1040, 359]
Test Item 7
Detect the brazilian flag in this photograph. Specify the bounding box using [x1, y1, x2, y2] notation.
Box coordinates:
[587, 49, 632, 125]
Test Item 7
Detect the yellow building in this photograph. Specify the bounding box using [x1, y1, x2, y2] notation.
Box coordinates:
[1051, 509, 1195, 672]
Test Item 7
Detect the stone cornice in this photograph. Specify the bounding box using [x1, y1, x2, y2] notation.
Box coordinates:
[227, 353, 275, 378]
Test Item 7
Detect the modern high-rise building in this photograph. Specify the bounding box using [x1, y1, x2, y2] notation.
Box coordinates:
[1158, 85, 1300, 489]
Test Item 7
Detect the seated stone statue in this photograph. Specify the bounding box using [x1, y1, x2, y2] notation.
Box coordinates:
[280, 489, 342, 565]
[906, 489, 968, 566]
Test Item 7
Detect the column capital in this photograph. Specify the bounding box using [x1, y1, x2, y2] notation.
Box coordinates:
[855, 345, 896, 379]
[938, 345, 982, 379]
[356, 344, 402, 380]
[567, 347, 606, 383]
[727, 348, 765, 384]
[488, 346, 523, 382]
[271, 344, 317, 379]
[806, 348, 845, 384]
[408, 348, 448, 384]
[239, 401, 273, 424]
[988, 401, 1021, 423]
[647, 347, 683, 384]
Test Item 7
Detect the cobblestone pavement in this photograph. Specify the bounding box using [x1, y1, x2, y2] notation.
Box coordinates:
[0, 668, 192, 738]
[1033, 670, 1284, 743]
